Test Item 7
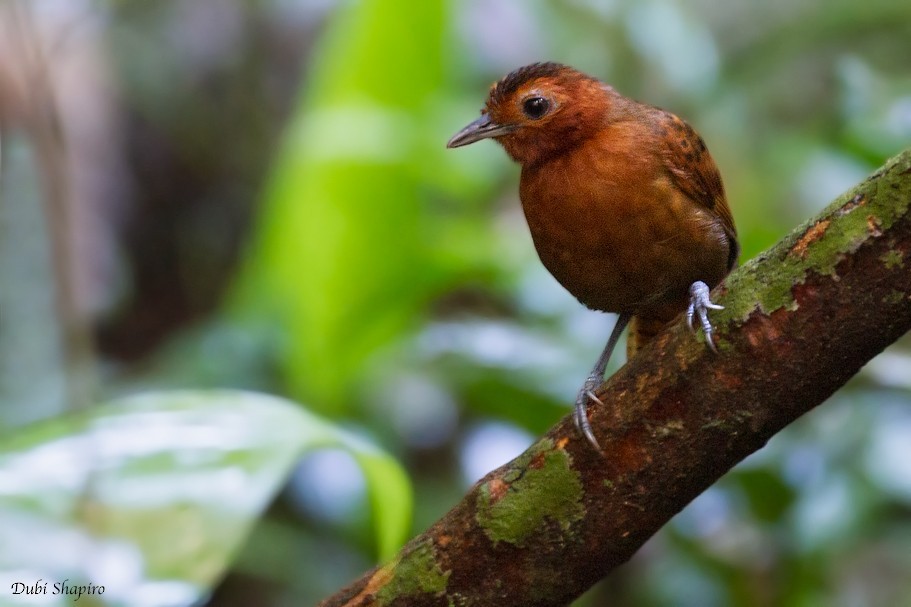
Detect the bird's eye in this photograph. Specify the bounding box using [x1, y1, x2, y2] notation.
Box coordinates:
[522, 96, 550, 119]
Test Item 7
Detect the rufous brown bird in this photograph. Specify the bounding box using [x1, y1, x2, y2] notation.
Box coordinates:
[447, 62, 738, 451]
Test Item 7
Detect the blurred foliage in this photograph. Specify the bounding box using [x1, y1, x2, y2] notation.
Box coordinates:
[232, 0, 450, 414]
[1, 0, 910, 606]
[0, 390, 410, 606]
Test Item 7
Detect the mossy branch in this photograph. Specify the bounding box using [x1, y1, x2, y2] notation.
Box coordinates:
[320, 149, 911, 607]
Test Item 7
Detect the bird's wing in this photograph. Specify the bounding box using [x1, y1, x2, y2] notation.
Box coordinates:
[656, 110, 739, 268]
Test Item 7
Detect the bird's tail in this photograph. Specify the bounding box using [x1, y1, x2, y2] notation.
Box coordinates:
[626, 315, 672, 358]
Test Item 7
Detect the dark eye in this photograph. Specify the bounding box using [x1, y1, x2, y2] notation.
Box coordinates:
[522, 96, 550, 119]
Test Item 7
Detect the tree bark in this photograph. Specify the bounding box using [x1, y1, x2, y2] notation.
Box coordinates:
[319, 149, 911, 607]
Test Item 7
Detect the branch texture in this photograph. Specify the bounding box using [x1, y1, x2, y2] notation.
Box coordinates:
[321, 149, 911, 607]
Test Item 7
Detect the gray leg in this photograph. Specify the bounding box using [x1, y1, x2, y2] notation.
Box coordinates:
[574, 312, 632, 452]
[686, 281, 724, 352]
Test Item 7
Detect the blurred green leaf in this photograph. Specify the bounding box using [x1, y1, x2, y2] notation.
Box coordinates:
[233, 0, 449, 414]
[0, 390, 411, 606]
[731, 468, 797, 523]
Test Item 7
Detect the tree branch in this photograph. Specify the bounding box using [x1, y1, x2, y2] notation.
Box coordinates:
[320, 149, 911, 607]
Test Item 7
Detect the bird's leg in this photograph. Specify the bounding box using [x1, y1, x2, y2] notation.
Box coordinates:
[686, 281, 724, 352]
[574, 312, 632, 452]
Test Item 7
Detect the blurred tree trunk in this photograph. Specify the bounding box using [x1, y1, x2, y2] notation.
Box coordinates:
[319, 148, 911, 607]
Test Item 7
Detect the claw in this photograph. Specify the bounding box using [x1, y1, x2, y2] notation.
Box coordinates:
[687, 281, 724, 352]
[572, 313, 631, 454]
[574, 374, 605, 453]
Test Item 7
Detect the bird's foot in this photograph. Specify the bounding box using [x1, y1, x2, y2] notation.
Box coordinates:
[686, 281, 724, 352]
[573, 372, 605, 453]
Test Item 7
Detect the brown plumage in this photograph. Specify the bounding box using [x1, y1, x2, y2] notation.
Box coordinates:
[447, 62, 738, 451]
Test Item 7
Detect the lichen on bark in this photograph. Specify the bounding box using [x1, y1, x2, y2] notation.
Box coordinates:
[475, 438, 585, 547]
[375, 537, 450, 604]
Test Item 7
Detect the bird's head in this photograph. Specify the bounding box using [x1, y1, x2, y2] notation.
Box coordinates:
[447, 62, 611, 166]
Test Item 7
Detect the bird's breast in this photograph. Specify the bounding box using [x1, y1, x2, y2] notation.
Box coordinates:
[518, 143, 730, 316]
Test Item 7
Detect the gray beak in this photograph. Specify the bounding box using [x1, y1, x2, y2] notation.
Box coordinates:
[446, 114, 516, 148]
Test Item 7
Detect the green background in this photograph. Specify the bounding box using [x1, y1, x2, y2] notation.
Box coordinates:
[1, 0, 910, 605]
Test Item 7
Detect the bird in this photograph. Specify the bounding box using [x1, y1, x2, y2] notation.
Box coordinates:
[446, 62, 738, 452]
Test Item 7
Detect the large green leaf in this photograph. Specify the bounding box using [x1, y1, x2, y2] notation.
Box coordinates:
[0, 391, 411, 606]
[232, 0, 449, 414]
